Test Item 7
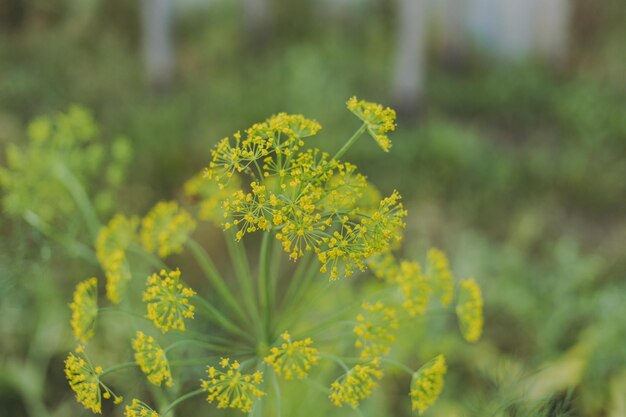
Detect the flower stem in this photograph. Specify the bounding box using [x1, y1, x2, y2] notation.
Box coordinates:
[100, 361, 137, 377]
[258, 231, 272, 343]
[194, 295, 254, 343]
[160, 388, 205, 416]
[332, 124, 367, 162]
[186, 239, 248, 324]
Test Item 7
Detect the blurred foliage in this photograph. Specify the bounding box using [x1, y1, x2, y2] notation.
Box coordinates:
[1, 0, 625, 416]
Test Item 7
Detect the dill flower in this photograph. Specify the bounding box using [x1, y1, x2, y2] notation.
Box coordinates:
[456, 278, 483, 343]
[397, 261, 432, 316]
[264, 331, 320, 380]
[410, 354, 447, 415]
[64, 348, 122, 414]
[354, 302, 399, 360]
[96, 214, 139, 303]
[141, 201, 196, 258]
[143, 269, 196, 333]
[223, 182, 273, 241]
[346, 96, 396, 152]
[131, 331, 173, 386]
[69, 277, 98, 344]
[125, 399, 159, 417]
[426, 248, 454, 306]
[367, 252, 399, 283]
[329, 359, 384, 408]
[201, 358, 266, 413]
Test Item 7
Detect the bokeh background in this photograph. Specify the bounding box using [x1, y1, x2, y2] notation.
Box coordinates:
[1, 0, 625, 416]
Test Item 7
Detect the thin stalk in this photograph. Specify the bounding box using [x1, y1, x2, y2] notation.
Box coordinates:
[101, 361, 137, 377]
[271, 372, 282, 417]
[53, 162, 101, 239]
[380, 357, 414, 375]
[186, 239, 248, 324]
[332, 124, 367, 162]
[164, 339, 234, 354]
[127, 243, 169, 271]
[224, 231, 260, 334]
[194, 296, 254, 343]
[258, 231, 272, 343]
[160, 388, 205, 416]
[279, 252, 314, 311]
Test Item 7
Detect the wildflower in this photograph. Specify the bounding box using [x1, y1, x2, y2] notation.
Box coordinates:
[223, 183, 273, 241]
[64, 348, 122, 414]
[346, 97, 396, 152]
[361, 191, 407, 254]
[124, 399, 159, 417]
[397, 261, 432, 316]
[131, 331, 173, 386]
[367, 252, 399, 283]
[143, 269, 196, 333]
[264, 331, 320, 380]
[201, 358, 266, 413]
[426, 248, 454, 306]
[410, 354, 447, 415]
[329, 359, 383, 408]
[96, 214, 139, 303]
[456, 278, 483, 343]
[184, 171, 241, 224]
[141, 201, 196, 258]
[354, 302, 398, 360]
[69, 278, 98, 344]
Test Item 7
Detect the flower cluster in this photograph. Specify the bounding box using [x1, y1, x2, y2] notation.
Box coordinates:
[329, 359, 384, 408]
[346, 96, 396, 152]
[206, 103, 405, 280]
[410, 354, 447, 415]
[141, 201, 196, 258]
[69, 277, 98, 344]
[0, 106, 130, 225]
[353, 301, 398, 360]
[427, 248, 454, 306]
[64, 348, 122, 414]
[201, 358, 266, 413]
[264, 331, 320, 380]
[124, 399, 159, 417]
[132, 331, 173, 386]
[397, 261, 432, 316]
[143, 269, 196, 333]
[96, 214, 139, 303]
[456, 278, 484, 343]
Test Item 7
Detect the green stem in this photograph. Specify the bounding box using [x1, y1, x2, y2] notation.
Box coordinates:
[53, 162, 101, 239]
[186, 239, 248, 324]
[164, 339, 234, 354]
[23, 211, 97, 263]
[100, 361, 137, 377]
[160, 388, 205, 416]
[380, 357, 414, 375]
[194, 296, 254, 343]
[258, 231, 272, 343]
[225, 231, 260, 333]
[279, 252, 314, 311]
[332, 124, 367, 162]
[271, 371, 282, 417]
[127, 243, 169, 270]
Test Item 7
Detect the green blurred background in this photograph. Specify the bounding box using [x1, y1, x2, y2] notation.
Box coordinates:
[0, 0, 625, 416]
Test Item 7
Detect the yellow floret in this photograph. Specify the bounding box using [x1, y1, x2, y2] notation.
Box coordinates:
[143, 269, 196, 333]
[69, 277, 98, 344]
[132, 331, 173, 386]
[410, 354, 447, 415]
[264, 331, 320, 380]
[201, 358, 265, 413]
[456, 278, 483, 343]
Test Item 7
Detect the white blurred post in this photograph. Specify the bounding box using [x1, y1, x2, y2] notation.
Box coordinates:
[534, 0, 570, 65]
[391, 0, 426, 118]
[242, 0, 272, 49]
[141, 0, 175, 91]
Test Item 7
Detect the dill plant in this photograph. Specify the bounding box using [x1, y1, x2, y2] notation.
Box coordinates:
[3, 99, 484, 415]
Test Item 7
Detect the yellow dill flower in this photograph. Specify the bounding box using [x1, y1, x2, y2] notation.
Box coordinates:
[131, 331, 173, 386]
[426, 248, 454, 306]
[69, 277, 98, 344]
[184, 171, 241, 224]
[354, 302, 399, 360]
[64, 348, 122, 414]
[143, 269, 196, 333]
[96, 214, 139, 303]
[201, 358, 266, 413]
[397, 261, 432, 316]
[456, 278, 483, 343]
[361, 191, 407, 254]
[141, 201, 196, 258]
[329, 359, 383, 408]
[264, 331, 320, 380]
[223, 182, 273, 240]
[124, 399, 159, 417]
[367, 252, 399, 283]
[410, 354, 447, 415]
[346, 97, 396, 152]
